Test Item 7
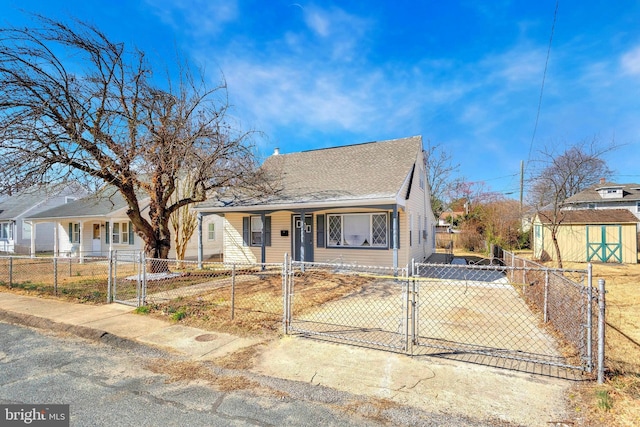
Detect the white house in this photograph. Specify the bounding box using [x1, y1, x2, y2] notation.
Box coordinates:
[0, 183, 87, 254]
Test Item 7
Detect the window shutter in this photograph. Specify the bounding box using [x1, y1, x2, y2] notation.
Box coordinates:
[316, 215, 325, 248]
[68, 223, 73, 243]
[105, 222, 109, 244]
[242, 217, 249, 246]
[264, 216, 271, 247]
[128, 221, 134, 245]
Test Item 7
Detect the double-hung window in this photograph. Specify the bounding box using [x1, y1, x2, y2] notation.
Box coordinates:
[0, 223, 12, 240]
[251, 216, 263, 246]
[327, 213, 387, 247]
[208, 223, 216, 240]
[111, 221, 133, 244]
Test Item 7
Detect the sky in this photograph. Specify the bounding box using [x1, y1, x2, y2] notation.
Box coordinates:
[2, 0, 639, 198]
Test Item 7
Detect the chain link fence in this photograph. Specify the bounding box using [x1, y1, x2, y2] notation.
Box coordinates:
[498, 250, 599, 372]
[0, 254, 111, 303]
[285, 261, 410, 351]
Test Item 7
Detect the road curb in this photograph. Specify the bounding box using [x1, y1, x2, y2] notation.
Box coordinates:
[0, 309, 146, 351]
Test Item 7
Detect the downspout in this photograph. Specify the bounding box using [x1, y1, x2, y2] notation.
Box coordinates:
[393, 205, 398, 270]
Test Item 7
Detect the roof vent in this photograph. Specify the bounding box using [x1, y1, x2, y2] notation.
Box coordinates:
[273, 147, 280, 156]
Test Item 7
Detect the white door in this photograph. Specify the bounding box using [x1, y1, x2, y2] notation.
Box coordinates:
[92, 223, 101, 254]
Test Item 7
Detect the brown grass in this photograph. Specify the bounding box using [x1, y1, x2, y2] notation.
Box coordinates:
[484, 250, 640, 427]
[146, 270, 373, 336]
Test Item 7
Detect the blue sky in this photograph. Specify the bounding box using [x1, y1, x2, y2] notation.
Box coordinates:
[2, 1, 640, 197]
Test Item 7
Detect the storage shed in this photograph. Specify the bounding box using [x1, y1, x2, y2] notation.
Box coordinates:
[532, 209, 639, 264]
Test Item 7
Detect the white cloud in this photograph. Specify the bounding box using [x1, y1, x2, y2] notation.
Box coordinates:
[144, 0, 238, 37]
[620, 45, 640, 75]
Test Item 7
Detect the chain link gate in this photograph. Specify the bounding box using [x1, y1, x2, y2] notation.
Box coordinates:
[109, 250, 145, 306]
[284, 256, 599, 374]
[284, 260, 411, 352]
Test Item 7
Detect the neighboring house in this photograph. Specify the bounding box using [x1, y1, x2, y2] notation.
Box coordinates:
[26, 190, 223, 259]
[532, 209, 638, 264]
[0, 183, 87, 254]
[196, 136, 437, 269]
[563, 181, 640, 231]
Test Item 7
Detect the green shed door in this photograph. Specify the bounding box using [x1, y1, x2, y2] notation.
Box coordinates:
[586, 225, 622, 263]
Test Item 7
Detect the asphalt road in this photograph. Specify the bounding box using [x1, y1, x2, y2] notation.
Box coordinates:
[0, 321, 508, 427]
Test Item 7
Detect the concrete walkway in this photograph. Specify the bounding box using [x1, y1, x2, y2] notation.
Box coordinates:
[0, 292, 577, 426]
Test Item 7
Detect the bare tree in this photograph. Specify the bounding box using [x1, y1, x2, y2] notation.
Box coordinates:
[170, 173, 198, 263]
[528, 138, 614, 267]
[423, 140, 460, 218]
[0, 16, 266, 268]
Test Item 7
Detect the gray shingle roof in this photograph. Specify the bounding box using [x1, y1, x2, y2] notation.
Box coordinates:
[564, 182, 640, 204]
[537, 209, 639, 224]
[198, 135, 423, 209]
[0, 184, 70, 220]
[26, 190, 131, 220]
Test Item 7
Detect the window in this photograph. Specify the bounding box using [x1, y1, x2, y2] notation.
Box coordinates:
[23, 222, 31, 240]
[111, 221, 133, 245]
[588, 203, 596, 209]
[637, 202, 640, 213]
[112, 223, 120, 244]
[327, 213, 387, 247]
[0, 222, 12, 240]
[208, 223, 216, 240]
[68, 223, 80, 243]
[251, 216, 263, 245]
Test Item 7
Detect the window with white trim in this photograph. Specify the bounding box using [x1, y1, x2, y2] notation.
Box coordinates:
[0, 222, 12, 240]
[208, 223, 216, 240]
[111, 222, 130, 244]
[251, 216, 263, 246]
[327, 213, 387, 247]
[637, 201, 640, 213]
[72, 223, 80, 243]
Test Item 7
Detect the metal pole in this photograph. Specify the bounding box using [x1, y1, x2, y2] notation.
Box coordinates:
[141, 252, 147, 305]
[586, 263, 593, 373]
[107, 250, 112, 303]
[282, 253, 288, 334]
[53, 257, 58, 296]
[231, 263, 236, 320]
[8, 257, 12, 288]
[597, 278, 606, 384]
[543, 269, 549, 322]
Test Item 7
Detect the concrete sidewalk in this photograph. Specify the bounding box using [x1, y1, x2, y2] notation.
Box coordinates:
[0, 292, 576, 426]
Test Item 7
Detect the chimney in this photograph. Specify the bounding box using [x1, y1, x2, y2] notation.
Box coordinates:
[600, 177, 606, 184]
[273, 147, 280, 156]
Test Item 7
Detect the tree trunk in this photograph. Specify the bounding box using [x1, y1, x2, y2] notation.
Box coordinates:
[551, 228, 563, 269]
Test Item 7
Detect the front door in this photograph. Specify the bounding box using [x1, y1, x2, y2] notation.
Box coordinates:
[92, 223, 101, 254]
[293, 215, 313, 262]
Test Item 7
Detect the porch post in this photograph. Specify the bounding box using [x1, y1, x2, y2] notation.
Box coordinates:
[53, 222, 59, 257]
[197, 213, 203, 269]
[108, 219, 113, 253]
[29, 221, 36, 258]
[392, 206, 398, 270]
[299, 209, 305, 263]
[79, 222, 84, 263]
[260, 212, 266, 264]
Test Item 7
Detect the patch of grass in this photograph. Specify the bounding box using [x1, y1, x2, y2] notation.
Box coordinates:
[170, 308, 187, 321]
[134, 305, 151, 315]
[596, 389, 613, 411]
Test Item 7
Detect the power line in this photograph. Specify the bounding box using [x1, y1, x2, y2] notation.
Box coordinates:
[525, 0, 559, 174]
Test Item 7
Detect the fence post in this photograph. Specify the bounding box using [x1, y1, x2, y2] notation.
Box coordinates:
[282, 253, 288, 334]
[543, 269, 549, 322]
[8, 257, 13, 288]
[53, 257, 58, 296]
[597, 278, 606, 384]
[141, 252, 147, 305]
[231, 263, 236, 320]
[107, 250, 113, 303]
[586, 263, 593, 373]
